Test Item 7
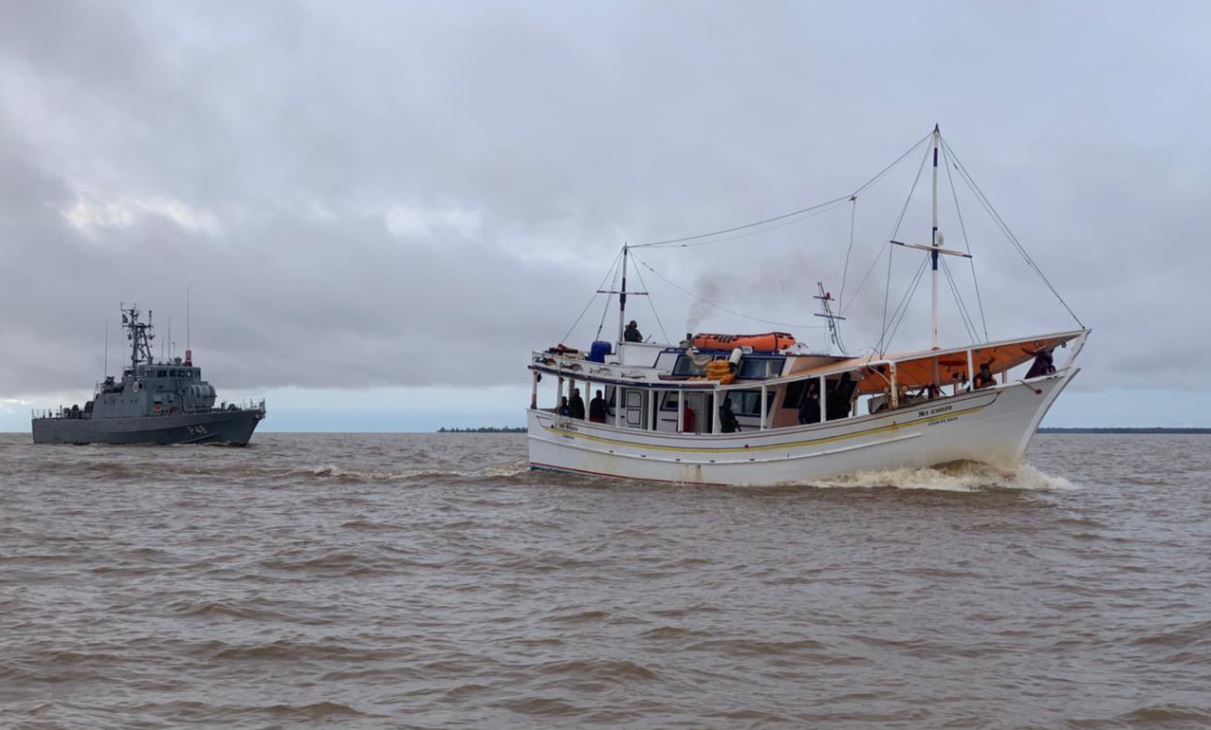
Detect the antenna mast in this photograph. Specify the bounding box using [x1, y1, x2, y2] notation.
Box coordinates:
[597, 244, 647, 346]
[618, 245, 628, 345]
[813, 283, 847, 354]
[121, 304, 156, 371]
[930, 123, 940, 351]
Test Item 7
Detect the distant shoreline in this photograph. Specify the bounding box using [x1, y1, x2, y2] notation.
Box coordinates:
[1039, 427, 1211, 434]
[435, 426, 1211, 435]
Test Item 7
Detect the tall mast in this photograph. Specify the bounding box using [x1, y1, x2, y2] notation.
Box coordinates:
[617, 244, 629, 346]
[930, 123, 940, 351]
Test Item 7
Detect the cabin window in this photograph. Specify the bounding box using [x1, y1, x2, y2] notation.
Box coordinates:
[660, 392, 680, 411]
[157, 370, 167, 377]
[783, 380, 809, 408]
[730, 389, 774, 417]
[738, 358, 784, 379]
[672, 355, 713, 377]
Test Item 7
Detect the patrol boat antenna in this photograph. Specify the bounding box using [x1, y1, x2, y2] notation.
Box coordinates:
[121, 305, 156, 371]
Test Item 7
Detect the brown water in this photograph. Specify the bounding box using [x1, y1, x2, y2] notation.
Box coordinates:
[1, 433, 1209, 729]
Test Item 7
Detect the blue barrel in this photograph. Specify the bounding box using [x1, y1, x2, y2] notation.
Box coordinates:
[589, 340, 612, 363]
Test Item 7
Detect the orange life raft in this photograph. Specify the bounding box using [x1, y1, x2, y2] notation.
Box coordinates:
[692, 332, 796, 353]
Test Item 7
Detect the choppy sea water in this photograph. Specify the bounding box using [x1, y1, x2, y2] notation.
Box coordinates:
[1, 432, 1209, 729]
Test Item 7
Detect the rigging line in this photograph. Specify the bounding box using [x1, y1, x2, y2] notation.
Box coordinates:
[942, 258, 977, 342]
[630, 253, 827, 329]
[888, 139, 934, 244]
[941, 257, 978, 342]
[840, 132, 958, 318]
[630, 256, 671, 344]
[564, 249, 622, 344]
[876, 138, 931, 349]
[838, 197, 858, 309]
[849, 129, 935, 199]
[886, 255, 930, 346]
[875, 144, 932, 348]
[879, 239, 894, 352]
[879, 254, 930, 355]
[634, 197, 851, 250]
[941, 137, 1084, 328]
[594, 253, 623, 341]
[941, 141, 989, 341]
[839, 241, 887, 316]
[632, 130, 934, 249]
[632, 195, 851, 249]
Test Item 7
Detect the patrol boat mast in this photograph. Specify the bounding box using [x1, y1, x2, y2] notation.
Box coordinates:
[122, 305, 155, 373]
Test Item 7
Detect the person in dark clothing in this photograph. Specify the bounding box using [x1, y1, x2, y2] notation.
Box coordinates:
[720, 397, 740, 433]
[973, 361, 996, 389]
[558, 396, 571, 416]
[568, 387, 586, 419]
[589, 389, 606, 422]
[798, 381, 821, 424]
[1024, 347, 1055, 379]
[826, 373, 857, 421]
[623, 320, 643, 342]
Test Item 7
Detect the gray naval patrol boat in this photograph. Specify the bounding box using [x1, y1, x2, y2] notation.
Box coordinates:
[32, 306, 266, 445]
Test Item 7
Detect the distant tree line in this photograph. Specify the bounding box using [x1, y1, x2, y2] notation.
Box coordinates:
[1039, 427, 1211, 434]
[437, 426, 526, 433]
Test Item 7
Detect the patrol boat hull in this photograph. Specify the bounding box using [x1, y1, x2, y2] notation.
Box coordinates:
[32, 409, 263, 446]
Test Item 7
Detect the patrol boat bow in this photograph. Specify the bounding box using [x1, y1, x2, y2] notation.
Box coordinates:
[32, 305, 265, 445]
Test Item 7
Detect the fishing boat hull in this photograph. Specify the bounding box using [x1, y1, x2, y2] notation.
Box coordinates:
[31, 408, 265, 446]
[528, 368, 1077, 486]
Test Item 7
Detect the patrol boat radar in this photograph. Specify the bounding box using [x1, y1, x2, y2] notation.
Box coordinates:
[32, 305, 266, 445]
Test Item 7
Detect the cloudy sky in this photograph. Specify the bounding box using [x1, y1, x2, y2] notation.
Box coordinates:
[1, 0, 1208, 430]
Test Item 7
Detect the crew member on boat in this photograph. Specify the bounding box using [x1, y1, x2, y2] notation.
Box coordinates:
[973, 360, 996, 389]
[623, 320, 643, 342]
[798, 381, 821, 424]
[589, 390, 606, 422]
[720, 398, 740, 433]
[569, 387, 586, 419]
[1024, 347, 1056, 378]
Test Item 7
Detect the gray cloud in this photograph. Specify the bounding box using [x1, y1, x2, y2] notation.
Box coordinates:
[1, 0, 1209, 401]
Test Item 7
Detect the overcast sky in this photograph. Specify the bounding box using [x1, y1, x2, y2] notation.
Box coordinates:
[2, 0, 1209, 430]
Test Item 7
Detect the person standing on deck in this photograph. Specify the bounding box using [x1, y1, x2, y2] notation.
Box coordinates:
[798, 382, 821, 424]
[569, 387, 586, 419]
[720, 397, 740, 433]
[589, 390, 606, 422]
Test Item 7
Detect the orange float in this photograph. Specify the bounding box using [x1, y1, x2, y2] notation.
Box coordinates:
[692, 332, 796, 353]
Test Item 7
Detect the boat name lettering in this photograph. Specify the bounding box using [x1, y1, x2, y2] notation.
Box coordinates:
[918, 404, 953, 418]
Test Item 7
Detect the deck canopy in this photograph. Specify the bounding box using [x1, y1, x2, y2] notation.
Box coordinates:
[791, 332, 1083, 394]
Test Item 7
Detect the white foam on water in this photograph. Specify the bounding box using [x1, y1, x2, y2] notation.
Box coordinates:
[809, 461, 1078, 492]
[478, 461, 530, 478]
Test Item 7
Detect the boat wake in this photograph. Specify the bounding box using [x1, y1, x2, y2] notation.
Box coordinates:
[808, 461, 1076, 492]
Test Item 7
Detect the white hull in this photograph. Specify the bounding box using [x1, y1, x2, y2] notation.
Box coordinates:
[528, 368, 1078, 486]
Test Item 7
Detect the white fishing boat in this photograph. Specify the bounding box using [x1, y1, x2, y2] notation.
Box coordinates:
[526, 127, 1089, 486]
